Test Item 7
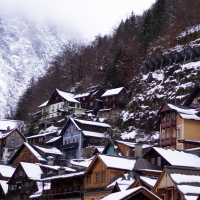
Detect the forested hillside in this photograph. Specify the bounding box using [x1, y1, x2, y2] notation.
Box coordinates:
[14, 0, 200, 136]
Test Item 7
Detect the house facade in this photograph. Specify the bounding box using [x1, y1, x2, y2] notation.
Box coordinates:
[101, 87, 127, 110]
[60, 118, 110, 159]
[39, 89, 85, 126]
[157, 103, 200, 150]
[0, 128, 26, 163]
[83, 154, 136, 200]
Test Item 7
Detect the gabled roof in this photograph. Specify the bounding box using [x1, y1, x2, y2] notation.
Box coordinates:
[38, 100, 48, 108]
[0, 128, 26, 140]
[33, 145, 62, 155]
[134, 158, 161, 171]
[20, 162, 43, 180]
[101, 87, 126, 97]
[145, 147, 200, 168]
[35, 163, 75, 172]
[46, 136, 62, 144]
[102, 186, 161, 200]
[56, 89, 80, 103]
[74, 92, 90, 98]
[61, 117, 110, 136]
[8, 142, 46, 164]
[85, 154, 136, 173]
[158, 103, 200, 121]
[153, 166, 200, 200]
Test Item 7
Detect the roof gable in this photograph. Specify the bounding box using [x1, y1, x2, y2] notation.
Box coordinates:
[101, 87, 126, 97]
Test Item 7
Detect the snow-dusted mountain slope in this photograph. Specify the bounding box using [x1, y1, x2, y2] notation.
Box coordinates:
[0, 14, 68, 118]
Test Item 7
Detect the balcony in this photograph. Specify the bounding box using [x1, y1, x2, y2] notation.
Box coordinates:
[60, 142, 79, 150]
[43, 186, 83, 195]
[159, 137, 176, 147]
[161, 120, 176, 129]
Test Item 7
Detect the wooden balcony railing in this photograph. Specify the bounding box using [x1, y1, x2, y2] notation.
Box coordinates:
[159, 137, 176, 147]
[43, 186, 83, 195]
[161, 120, 176, 129]
[60, 142, 79, 150]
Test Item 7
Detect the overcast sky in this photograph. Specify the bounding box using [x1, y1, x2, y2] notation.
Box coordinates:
[0, 0, 156, 41]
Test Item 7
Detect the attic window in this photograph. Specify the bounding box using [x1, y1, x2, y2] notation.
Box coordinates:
[56, 96, 59, 100]
[22, 155, 26, 161]
[157, 157, 161, 167]
[151, 158, 155, 165]
[101, 171, 106, 182]
[95, 172, 100, 183]
[105, 97, 108, 101]
[86, 175, 91, 184]
[112, 95, 115, 100]
[30, 154, 33, 160]
[11, 139, 15, 144]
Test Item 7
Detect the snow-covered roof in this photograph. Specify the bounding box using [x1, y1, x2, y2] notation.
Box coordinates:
[0, 180, 8, 195]
[24, 143, 46, 162]
[74, 118, 111, 128]
[99, 155, 136, 171]
[41, 171, 84, 181]
[115, 140, 137, 148]
[140, 176, 157, 187]
[107, 173, 135, 191]
[21, 162, 43, 180]
[101, 87, 125, 97]
[35, 163, 75, 172]
[33, 145, 62, 155]
[69, 157, 94, 168]
[166, 103, 200, 121]
[153, 147, 200, 167]
[74, 92, 90, 98]
[0, 164, 15, 178]
[56, 89, 80, 103]
[121, 130, 137, 140]
[102, 186, 161, 200]
[27, 125, 59, 139]
[0, 120, 23, 131]
[38, 100, 48, 108]
[82, 130, 107, 138]
[46, 136, 62, 144]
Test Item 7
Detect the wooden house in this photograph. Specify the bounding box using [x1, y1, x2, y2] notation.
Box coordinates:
[60, 117, 110, 159]
[27, 125, 60, 146]
[8, 142, 46, 166]
[102, 186, 161, 200]
[0, 128, 26, 163]
[74, 87, 105, 114]
[39, 89, 85, 127]
[83, 154, 136, 200]
[143, 147, 200, 169]
[41, 171, 84, 199]
[156, 102, 200, 150]
[101, 87, 127, 110]
[7, 162, 43, 200]
[153, 166, 200, 200]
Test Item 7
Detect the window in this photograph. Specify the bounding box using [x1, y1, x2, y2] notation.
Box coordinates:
[157, 157, 161, 167]
[22, 155, 26, 161]
[95, 173, 100, 183]
[172, 112, 176, 120]
[11, 139, 15, 144]
[151, 158, 155, 165]
[170, 131, 173, 138]
[39, 137, 43, 142]
[167, 113, 170, 120]
[100, 197, 104, 199]
[112, 95, 115, 100]
[105, 97, 108, 101]
[18, 171, 24, 177]
[30, 154, 33, 160]
[101, 171, 106, 182]
[90, 102, 93, 106]
[163, 132, 166, 139]
[86, 175, 91, 184]
[76, 138, 79, 143]
[52, 105, 54, 111]
[73, 139, 75, 143]
[68, 140, 70, 144]
[113, 104, 115, 108]
[83, 97, 85, 100]
[91, 198, 95, 200]
[176, 129, 180, 138]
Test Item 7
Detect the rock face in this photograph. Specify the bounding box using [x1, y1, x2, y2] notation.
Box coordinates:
[0, 14, 68, 118]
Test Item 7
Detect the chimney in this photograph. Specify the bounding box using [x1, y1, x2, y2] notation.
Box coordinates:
[7, 126, 10, 131]
[135, 143, 143, 158]
[47, 156, 54, 165]
[58, 167, 65, 175]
